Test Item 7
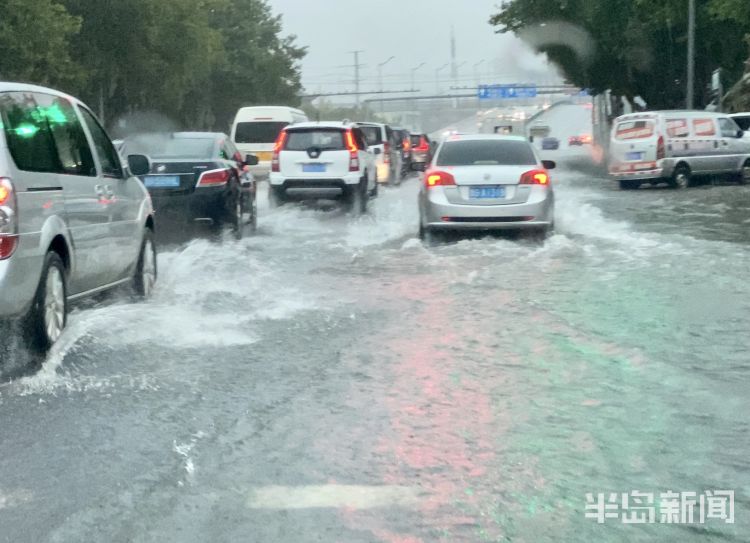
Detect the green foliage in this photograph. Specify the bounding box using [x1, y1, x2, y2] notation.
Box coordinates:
[491, 0, 750, 109]
[0, 0, 305, 130]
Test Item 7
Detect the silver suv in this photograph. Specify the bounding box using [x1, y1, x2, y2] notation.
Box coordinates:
[0, 83, 156, 355]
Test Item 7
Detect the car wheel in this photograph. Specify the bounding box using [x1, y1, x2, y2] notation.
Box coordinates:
[369, 174, 379, 198]
[269, 186, 285, 208]
[248, 194, 258, 233]
[671, 165, 691, 189]
[738, 160, 750, 185]
[347, 181, 367, 216]
[133, 229, 157, 299]
[24, 252, 67, 354]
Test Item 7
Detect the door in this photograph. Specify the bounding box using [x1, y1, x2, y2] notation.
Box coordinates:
[78, 106, 141, 283]
[353, 128, 375, 191]
[16, 91, 108, 295]
[690, 117, 721, 173]
[718, 117, 744, 173]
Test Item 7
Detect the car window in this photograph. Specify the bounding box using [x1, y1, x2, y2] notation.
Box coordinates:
[285, 129, 345, 151]
[436, 140, 537, 166]
[234, 121, 289, 144]
[79, 107, 123, 178]
[124, 135, 216, 159]
[34, 93, 96, 177]
[410, 135, 422, 147]
[0, 92, 61, 173]
[359, 126, 383, 145]
[352, 128, 367, 150]
[733, 116, 750, 131]
[692, 118, 717, 137]
[614, 120, 655, 140]
[718, 118, 739, 138]
[666, 119, 690, 138]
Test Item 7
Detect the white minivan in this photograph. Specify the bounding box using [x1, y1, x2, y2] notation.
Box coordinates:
[230, 106, 308, 179]
[609, 111, 750, 189]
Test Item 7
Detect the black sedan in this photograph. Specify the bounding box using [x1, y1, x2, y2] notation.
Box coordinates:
[123, 132, 258, 240]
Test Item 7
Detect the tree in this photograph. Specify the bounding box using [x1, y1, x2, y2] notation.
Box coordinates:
[0, 0, 82, 87]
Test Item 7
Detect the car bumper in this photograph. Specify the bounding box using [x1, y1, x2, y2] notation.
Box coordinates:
[150, 187, 227, 224]
[421, 187, 554, 230]
[0, 236, 42, 318]
[269, 173, 361, 189]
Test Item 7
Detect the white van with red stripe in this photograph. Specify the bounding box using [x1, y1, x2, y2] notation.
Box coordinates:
[609, 111, 750, 189]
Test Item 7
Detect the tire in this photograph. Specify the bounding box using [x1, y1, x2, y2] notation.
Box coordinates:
[229, 189, 243, 241]
[347, 180, 367, 216]
[269, 185, 285, 209]
[671, 165, 691, 189]
[24, 252, 67, 354]
[247, 193, 258, 233]
[133, 229, 157, 299]
[738, 160, 750, 185]
[619, 180, 640, 190]
[369, 174, 379, 198]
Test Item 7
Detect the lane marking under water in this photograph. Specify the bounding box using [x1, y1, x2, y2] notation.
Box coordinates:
[246, 485, 422, 509]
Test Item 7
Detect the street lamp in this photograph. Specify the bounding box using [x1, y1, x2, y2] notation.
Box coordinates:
[378, 56, 396, 92]
[436, 63, 449, 94]
[474, 59, 486, 85]
[411, 62, 427, 91]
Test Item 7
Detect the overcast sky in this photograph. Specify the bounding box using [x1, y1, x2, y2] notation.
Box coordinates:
[265, 0, 560, 96]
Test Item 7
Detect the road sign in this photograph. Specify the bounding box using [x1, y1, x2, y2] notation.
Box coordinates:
[478, 85, 538, 100]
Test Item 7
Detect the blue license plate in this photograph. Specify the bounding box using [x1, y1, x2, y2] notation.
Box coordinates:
[626, 152, 644, 161]
[144, 175, 180, 188]
[303, 163, 326, 173]
[470, 186, 505, 199]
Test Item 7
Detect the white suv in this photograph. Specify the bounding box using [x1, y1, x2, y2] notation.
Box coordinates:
[269, 122, 376, 214]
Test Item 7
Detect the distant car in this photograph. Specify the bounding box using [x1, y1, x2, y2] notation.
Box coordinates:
[410, 133, 433, 171]
[0, 82, 155, 355]
[230, 106, 308, 180]
[124, 132, 257, 239]
[569, 134, 592, 146]
[541, 137, 560, 150]
[419, 134, 555, 241]
[268, 121, 377, 214]
[356, 122, 401, 185]
[392, 127, 412, 177]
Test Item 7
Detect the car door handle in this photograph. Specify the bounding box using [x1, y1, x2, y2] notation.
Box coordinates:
[95, 184, 105, 197]
[104, 185, 115, 198]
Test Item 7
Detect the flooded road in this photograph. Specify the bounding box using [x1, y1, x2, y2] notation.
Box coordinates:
[1, 162, 749, 542]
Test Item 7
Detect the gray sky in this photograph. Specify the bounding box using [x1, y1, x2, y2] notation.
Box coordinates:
[266, 0, 560, 97]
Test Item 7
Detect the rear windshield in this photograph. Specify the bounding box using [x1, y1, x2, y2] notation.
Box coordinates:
[285, 129, 345, 151]
[732, 116, 750, 131]
[234, 121, 289, 144]
[615, 120, 655, 140]
[410, 135, 423, 147]
[436, 140, 537, 167]
[359, 126, 384, 145]
[124, 135, 215, 159]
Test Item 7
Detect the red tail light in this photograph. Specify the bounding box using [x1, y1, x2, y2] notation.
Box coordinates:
[384, 142, 391, 164]
[402, 138, 411, 152]
[0, 177, 18, 260]
[520, 169, 550, 186]
[345, 130, 360, 172]
[197, 169, 231, 187]
[424, 170, 456, 188]
[415, 137, 430, 152]
[656, 136, 665, 161]
[271, 130, 288, 173]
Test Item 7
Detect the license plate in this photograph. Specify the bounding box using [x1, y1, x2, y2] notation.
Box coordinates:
[626, 151, 644, 161]
[470, 186, 505, 199]
[255, 152, 273, 162]
[144, 175, 180, 188]
[303, 163, 326, 173]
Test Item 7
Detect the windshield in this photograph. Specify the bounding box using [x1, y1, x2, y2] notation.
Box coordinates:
[437, 140, 537, 166]
[733, 116, 750, 131]
[234, 121, 289, 144]
[284, 129, 345, 151]
[123, 134, 215, 159]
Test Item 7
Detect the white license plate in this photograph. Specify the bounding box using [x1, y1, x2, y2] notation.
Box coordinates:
[470, 186, 506, 199]
[144, 175, 180, 188]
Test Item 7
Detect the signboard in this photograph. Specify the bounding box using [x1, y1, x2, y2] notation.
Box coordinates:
[478, 85, 538, 100]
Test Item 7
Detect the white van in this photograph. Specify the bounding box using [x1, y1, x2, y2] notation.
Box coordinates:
[609, 111, 750, 189]
[230, 106, 308, 179]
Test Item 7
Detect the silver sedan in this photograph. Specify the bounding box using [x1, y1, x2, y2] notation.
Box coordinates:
[419, 134, 555, 240]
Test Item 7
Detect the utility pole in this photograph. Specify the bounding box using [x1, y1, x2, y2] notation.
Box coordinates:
[349, 50, 365, 107]
[436, 63, 449, 94]
[377, 56, 396, 115]
[411, 62, 427, 91]
[687, 0, 696, 109]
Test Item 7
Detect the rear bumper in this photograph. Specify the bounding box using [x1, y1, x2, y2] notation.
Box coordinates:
[421, 187, 554, 230]
[269, 173, 361, 189]
[150, 187, 227, 224]
[0, 237, 42, 318]
[248, 162, 271, 181]
[609, 159, 676, 181]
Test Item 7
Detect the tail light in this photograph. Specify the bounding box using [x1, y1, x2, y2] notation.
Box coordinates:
[424, 170, 456, 188]
[415, 137, 430, 152]
[520, 169, 550, 186]
[656, 136, 665, 161]
[345, 130, 360, 172]
[384, 142, 391, 164]
[0, 177, 19, 260]
[403, 138, 411, 152]
[271, 130, 288, 173]
[196, 169, 231, 187]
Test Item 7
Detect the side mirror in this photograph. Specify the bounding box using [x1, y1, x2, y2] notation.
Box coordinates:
[245, 154, 259, 166]
[738, 130, 745, 139]
[128, 154, 151, 177]
[542, 160, 557, 170]
[372, 148, 382, 155]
